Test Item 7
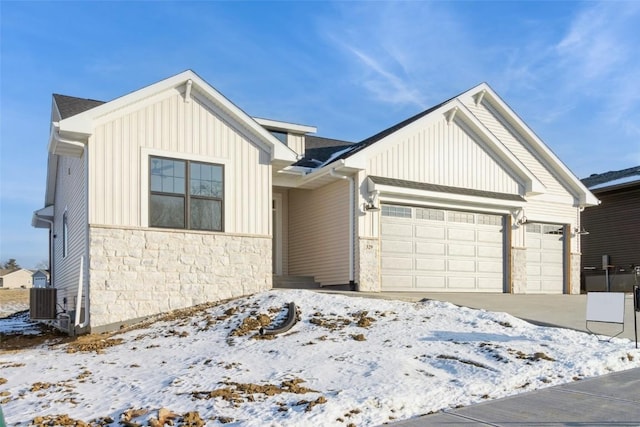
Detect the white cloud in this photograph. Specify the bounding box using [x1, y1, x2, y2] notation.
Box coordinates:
[319, 2, 475, 109]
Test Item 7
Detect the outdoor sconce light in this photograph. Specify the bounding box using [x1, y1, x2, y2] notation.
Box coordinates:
[363, 191, 381, 212]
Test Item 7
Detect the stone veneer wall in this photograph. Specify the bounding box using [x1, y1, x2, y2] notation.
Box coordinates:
[357, 237, 380, 292]
[88, 225, 272, 331]
[510, 247, 527, 294]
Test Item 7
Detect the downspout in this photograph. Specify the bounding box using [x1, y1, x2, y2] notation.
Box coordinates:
[74, 255, 89, 330]
[330, 169, 355, 288]
[77, 141, 90, 330]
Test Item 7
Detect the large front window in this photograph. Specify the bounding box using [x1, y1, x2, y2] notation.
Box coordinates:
[149, 156, 224, 231]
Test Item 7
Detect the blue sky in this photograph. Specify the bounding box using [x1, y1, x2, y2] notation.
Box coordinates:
[1, 1, 640, 269]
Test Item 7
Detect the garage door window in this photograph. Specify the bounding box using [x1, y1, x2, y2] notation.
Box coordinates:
[416, 207, 444, 221]
[478, 214, 502, 226]
[382, 205, 412, 218]
[448, 211, 474, 223]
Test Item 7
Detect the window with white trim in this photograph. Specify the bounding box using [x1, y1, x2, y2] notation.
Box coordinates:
[149, 156, 224, 231]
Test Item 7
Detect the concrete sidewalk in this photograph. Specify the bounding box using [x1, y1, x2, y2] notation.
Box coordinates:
[392, 367, 640, 426]
[320, 291, 640, 426]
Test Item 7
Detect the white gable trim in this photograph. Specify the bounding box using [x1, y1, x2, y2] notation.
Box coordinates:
[462, 84, 599, 207]
[254, 117, 317, 134]
[57, 70, 297, 163]
[343, 98, 544, 197]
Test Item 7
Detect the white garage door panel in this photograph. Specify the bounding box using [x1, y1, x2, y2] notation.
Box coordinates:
[416, 276, 446, 288]
[448, 243, 475, 257]
[416, 242, 446, 255]
[381, 205, 504, 292]
[382, 223, 413, 237]
[382, 275, 413, 288]
[448, 259, 476, 272]
[448, 228, 475, 241]
[415, 225, 445, 239]
[479, 261, 503, 273]
[478, 230, 503, 243]
[448, 277, 476, 289]
[382, 240, 413, 254]
[525, 223, 564, 294]
[381, 256, 413, 270]
[478, 245, 503, 258]
[415, 258, 446, 271]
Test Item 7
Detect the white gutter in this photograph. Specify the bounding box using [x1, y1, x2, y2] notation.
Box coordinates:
[74, 255, 89, 330]
[48, 126, 86, 155]
[330, 169, 355, 286]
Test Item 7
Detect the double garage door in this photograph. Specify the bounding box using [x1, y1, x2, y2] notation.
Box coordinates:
[381, 204, 505, 292]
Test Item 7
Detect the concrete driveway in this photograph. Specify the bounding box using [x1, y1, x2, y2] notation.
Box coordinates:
[325, 291, 639, 341]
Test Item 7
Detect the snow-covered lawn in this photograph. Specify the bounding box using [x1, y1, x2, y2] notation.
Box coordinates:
[1, 289, 639, 426]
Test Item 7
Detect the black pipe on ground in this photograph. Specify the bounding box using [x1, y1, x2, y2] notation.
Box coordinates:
[259, 302, 298, 336]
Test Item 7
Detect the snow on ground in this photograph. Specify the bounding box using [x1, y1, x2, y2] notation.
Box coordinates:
[1, 289, 639, 426]
[0, 300, 29, 319]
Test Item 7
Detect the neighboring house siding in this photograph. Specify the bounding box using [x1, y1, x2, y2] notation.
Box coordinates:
[288, 180, 350, 285]
[53, 154, 87, 315]
[0, 269, 33, 288]
[366, 116, 521, 195]
[581, 185, 640, 270]
[88, 89, 272, 236]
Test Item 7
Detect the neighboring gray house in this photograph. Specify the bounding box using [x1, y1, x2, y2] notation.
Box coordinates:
[32, 270, 50, 288]
[33, 70, 598, 335]
[580, 166, 640, 291]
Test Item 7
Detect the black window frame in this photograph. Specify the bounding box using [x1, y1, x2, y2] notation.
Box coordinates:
[149, 156, 224, 232]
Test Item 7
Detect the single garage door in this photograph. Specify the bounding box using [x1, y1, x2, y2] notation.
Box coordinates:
[381, 204, 505, 292]
[525, 223, 564, 293]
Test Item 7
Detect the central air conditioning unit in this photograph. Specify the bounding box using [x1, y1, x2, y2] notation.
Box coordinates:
[30, 288, 57, 320]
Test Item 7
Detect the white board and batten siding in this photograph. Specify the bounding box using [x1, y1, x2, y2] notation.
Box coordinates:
[381, 204, 504, 292]
[53, 154, 88, 313]
[366, 117, 522, 195]
[88, 89, 272, 236]
[288, 180, 351, 286]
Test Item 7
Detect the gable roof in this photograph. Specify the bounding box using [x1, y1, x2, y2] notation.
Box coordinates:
[293, 135, 354, 168]
[581, 165, 640, 189]
[53, 94, 105, 119]
[52, 70, 297, 163]
[328, 96, 455, 163]
[317, 82, 597, 207]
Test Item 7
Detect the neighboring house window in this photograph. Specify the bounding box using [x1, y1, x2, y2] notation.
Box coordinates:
[62, 211, 69, 258]
[269, 130, 288, 145]
[149, 156, 224, 231]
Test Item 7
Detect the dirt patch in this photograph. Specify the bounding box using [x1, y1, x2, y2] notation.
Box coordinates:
[30, 408, 210, 427]
[230, 313, 273, 337]
[66, 334, 124, 354]
[190, 377, 319, 405]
